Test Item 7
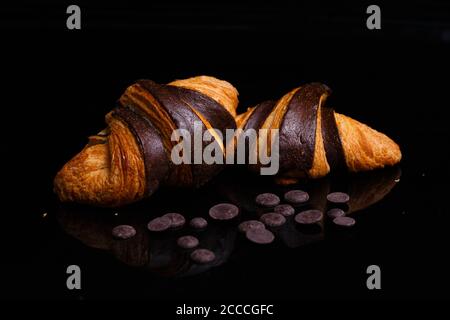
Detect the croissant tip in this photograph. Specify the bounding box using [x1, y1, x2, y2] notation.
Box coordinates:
[53, 142, 128, 208]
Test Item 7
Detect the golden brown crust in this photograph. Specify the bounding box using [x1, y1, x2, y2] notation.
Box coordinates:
[54, 115, 146, 207]
[169, 76, 239, 117]
[335, 113, 401, 172]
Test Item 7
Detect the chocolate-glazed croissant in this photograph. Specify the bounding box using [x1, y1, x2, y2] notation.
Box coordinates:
[54, 76, 238, 207]
[236, 83, 401, 183]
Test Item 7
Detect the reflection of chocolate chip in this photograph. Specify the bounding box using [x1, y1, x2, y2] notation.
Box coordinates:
[112, 225, 136, 239]
[255, 193, 280, 207]
[295, 210, 323, 225]
[284, 190, 309, 204]
[246, 228, 275, 244]
[162, 212, 186, 228]
[177, 235, 199, 249]
[209, 203, 239, 220]
[189, 217, 208, 229]
[238, 220, 266, 233]
[333, 216, 356, 227]
[327, 192, 350, 204]
[296, 223, 323, 235]
[260, 212, 286, 227]
[274, 204, 295, 217]
[190, 249, 216, 264]
[327, 208, 346, 219]
[147, 216, 171, 232]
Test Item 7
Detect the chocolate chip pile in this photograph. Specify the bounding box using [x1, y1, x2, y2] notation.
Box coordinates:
[110, 189, 355, 265]
[242, 189, 355, 244]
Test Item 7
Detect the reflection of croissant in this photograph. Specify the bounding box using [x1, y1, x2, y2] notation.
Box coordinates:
[236, 83, 401, 183]
[54, 76, 238, 207]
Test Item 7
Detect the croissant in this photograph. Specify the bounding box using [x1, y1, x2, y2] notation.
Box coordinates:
[235, 83, 401, 183]
[54, 76, 239, 207]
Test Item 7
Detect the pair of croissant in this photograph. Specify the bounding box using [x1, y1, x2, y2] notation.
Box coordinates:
[54, 76, 401, 207]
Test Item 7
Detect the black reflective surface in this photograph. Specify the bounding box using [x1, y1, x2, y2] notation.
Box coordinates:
[17, 162, 448, 301]
[1, 1, 450, 301]
[55, 167, 401, 276]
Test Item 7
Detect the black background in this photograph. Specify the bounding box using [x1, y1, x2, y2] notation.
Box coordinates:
[1, 0, 450, 303]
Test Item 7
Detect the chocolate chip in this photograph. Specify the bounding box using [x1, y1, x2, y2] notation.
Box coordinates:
[147, 216, 171, 232]
[209, 203, 239, 220]
[284, 190, 309, 204]
[238, 220, 266, 233]
[177, 235, 199, 249]
[189, 217, 208, 229]
[112, 225, 136, 239]
[327, 208, 346, 219]
[333, 216, 356, 227]
[162, 212, 186, 228]
[326, 192, 350, 204]
[255, 193, 280, 207]
[246, 228, 275, 244]
[274, 204, 295, 217]
[190, 249, 216, 264]
[260, 212, 286, 227]
[295, 210, 323, 225]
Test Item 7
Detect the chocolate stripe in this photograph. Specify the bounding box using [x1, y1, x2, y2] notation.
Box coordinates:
[118, 87, 192, 187]
[279, 83, 331, 173]
[166, 85, 236, 182]
[321, 107, 346, 171]
[119, 86, 175, 138]
[137, 80, 222, 187]
[167, 85, 237, 138]
[112, 106, 169, 196]
[243, 100, 277, 132]
[241, 100, 277, 165]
